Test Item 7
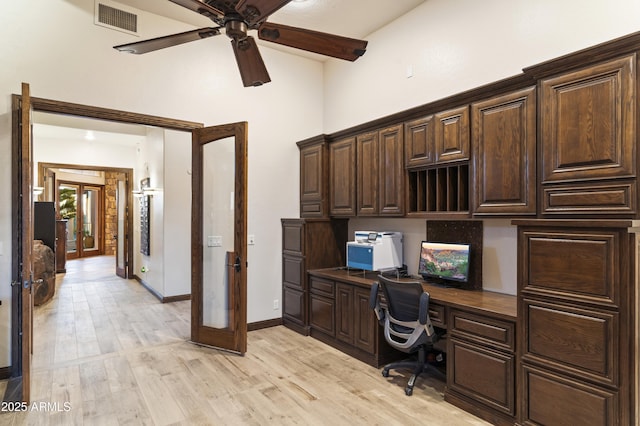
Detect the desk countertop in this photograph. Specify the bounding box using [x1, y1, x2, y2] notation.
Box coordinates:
[308, 268, 517, 321]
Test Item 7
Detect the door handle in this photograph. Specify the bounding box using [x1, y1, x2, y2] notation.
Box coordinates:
[233, 256, 241, 272]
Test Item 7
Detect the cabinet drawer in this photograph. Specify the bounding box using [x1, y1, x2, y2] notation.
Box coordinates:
[282, 221, 304, 254]
[522, 298, 618, 387]
[521, 364, 618, 426]
[521, 229, 619, 307]
[283, 254, 304, 290]
[283, 286, 305, 325]
[542, 180, 636, 216]
[450, 309, 514, 351]
[449, 337, 515, 416]
[429, 303, 446, 328]
[309, 276, 334, 298]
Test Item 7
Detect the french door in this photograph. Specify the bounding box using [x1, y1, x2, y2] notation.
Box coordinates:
[191, 122, 248, 354]
[58, 182, 104, 259]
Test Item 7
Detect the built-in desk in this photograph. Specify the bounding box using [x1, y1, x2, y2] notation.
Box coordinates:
[307, 268, 517, 426]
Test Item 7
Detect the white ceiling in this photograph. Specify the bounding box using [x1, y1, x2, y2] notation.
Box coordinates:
[113, 0, 426, 59]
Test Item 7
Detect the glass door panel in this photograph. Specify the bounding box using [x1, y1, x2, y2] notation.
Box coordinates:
[59, 184, 78, 257]
[202, 137, 236, 329]
[82, 187, 99, 252]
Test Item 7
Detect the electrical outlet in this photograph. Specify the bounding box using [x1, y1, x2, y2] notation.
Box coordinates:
[273, 299, 279, 310]
[248, 234, 255, 245]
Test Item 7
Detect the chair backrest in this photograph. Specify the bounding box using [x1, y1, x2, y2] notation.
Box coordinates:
[373, 275, 436, 352]
[378, 275, 424, 323]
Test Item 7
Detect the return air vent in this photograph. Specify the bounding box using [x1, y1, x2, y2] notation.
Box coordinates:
[95, 1, 139, 36]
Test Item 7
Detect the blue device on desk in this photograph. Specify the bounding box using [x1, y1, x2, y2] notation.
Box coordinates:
[346, 231, 403, 271]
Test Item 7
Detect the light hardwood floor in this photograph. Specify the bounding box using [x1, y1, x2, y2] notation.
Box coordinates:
[1, 256, 490, 425]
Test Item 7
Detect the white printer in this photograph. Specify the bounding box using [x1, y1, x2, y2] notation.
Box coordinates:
[346, 231, 403, 271]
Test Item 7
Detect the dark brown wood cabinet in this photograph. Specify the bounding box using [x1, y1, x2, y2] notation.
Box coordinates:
[307, 270, 403, 367]
[298, 136, 329, 218]
[446, 309, 516, 421]
[514, 220, 638, 426]
[281, 218, 348, 334]
[538, 54, 637, 216]
[471, 87, 537, 216]
[356, 131, 379, 216]
[435, 105, 470, 164]
[404, 115, 435, 168]
[377, 125, 405, 216]
[329, 137, 357, 216]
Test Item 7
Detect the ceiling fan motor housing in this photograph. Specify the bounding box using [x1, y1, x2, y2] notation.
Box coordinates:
[226, 20, 248, 40]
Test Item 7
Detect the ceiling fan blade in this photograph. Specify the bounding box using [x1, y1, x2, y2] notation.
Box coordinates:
[231, 36, 271, 87]
[114, 27, 221, 54]
[235, 0, 292, 26]
[169, 0, 224, 20]
[258, 22, 367, 61]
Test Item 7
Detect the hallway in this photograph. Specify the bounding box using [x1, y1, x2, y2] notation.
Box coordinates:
[1, 256, 489, 425]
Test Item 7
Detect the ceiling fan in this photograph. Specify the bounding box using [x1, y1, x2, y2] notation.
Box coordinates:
[114, 0, 368, 87]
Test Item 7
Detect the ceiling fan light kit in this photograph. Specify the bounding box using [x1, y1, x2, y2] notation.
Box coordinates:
[113, 0, 368, 87]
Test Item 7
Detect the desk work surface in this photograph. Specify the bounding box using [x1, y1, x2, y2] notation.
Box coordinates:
[309, 268, 517, 321]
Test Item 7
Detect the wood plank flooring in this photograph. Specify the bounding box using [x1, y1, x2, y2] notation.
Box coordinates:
[1, 256, 490, 425]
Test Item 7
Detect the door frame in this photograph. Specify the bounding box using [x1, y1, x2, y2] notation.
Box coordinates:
[9, 92, 203, 402]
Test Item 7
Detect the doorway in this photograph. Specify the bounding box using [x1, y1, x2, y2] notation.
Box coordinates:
[58, 181, 104, 259]
[9, 92, 205, 403]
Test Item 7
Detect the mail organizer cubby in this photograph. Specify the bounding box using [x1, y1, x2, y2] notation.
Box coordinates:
[407, 163, 469, 216]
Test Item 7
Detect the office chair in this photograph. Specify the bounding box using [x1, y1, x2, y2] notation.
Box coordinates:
[369, 274, 440, 396]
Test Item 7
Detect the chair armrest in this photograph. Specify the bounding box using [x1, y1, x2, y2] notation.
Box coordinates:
[419, 292, 430, 325]
[370, 282, 384, 322]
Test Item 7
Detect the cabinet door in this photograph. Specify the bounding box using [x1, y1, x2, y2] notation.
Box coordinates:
[521, 364, 617, 426]
[356, 131, 379, 216]
[449, 337, 515, 416]
[353, 286, 376, 354]
[472, 87, 536, 215]
[335, 283, 354, 344]
[435, 105, 469, 163]
[540, 55, 635, 183]
[329, 137, 356, 216]
[310, 293, 335, 336]
[378, 124, 405, 216]
[300, 141, 327, 217]
[404, 115, 435, 168]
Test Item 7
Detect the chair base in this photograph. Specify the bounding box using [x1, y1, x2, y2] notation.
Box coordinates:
[381, 348, 445, 396]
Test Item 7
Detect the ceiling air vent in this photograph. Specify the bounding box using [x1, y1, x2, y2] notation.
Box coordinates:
[95, 1, 139, 36]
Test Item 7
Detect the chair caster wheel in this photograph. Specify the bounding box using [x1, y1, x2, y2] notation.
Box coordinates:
[382, 368, 390, 377]
[405, 387, 413, 396]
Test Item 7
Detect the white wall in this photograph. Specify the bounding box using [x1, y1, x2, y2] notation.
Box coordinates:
[326, 0, 640, 295]
[163, 130, 191, 298]
[0, 0, 322, 367]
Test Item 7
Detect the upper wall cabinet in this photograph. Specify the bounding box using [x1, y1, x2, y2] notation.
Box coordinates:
[435, 105, 470, 164]
[404, 115, 435, 168]
[404, 106, 470, 169]
[471, 87, 537, 216]
[539, 54, 637, 216]
[377, 124, 405, 216]
[355, 124, 405, 216]
[298, 136, 329, 218]
[329, 137, 357, 216]
[356, 131, 379, 216]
